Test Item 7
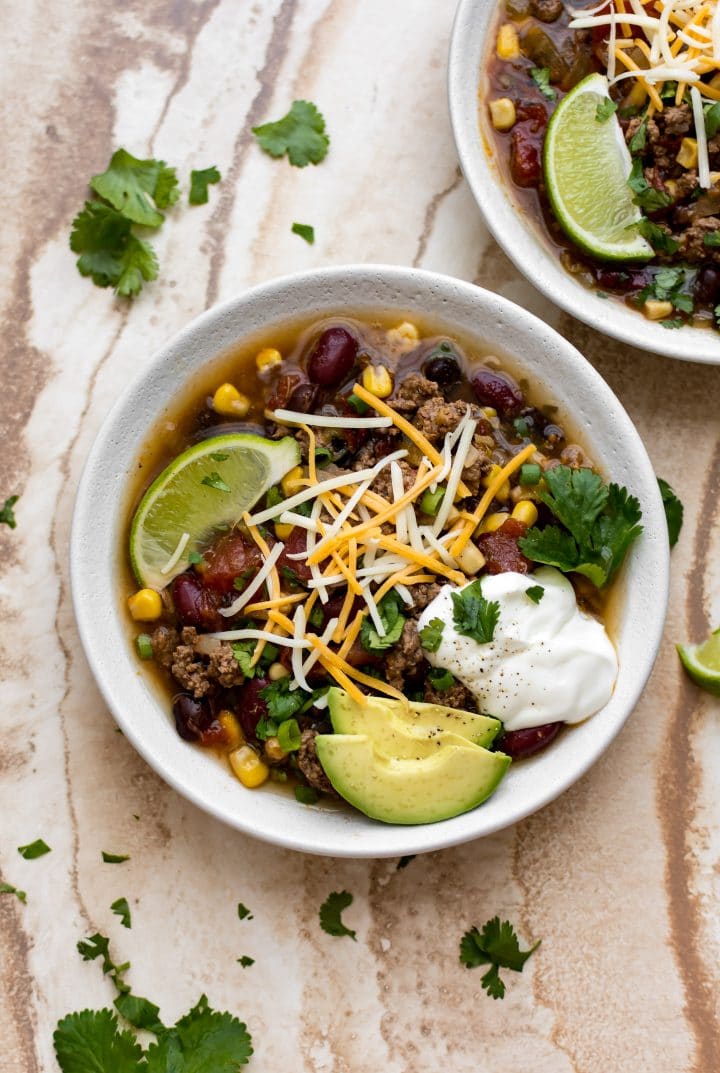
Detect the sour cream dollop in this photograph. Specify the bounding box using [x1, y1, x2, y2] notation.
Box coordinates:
[417, 567, 617, 732]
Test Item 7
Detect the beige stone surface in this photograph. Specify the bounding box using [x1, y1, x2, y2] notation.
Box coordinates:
[1, 1, 719, 1070]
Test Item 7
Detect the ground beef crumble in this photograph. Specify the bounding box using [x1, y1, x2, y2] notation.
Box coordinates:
[385, 620, 425, 690]
[169, 627, 245, 699]
[298, 729, 337, 796]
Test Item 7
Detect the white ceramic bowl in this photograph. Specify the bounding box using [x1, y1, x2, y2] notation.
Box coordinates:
[71, 265, 669, 858]
[448, 0, 720, 365]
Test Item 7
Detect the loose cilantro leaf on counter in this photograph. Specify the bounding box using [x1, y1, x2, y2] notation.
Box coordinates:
[460, 916, 541, 1000]
[18, 839, 51, 859]
[419, 617, 445, 652]
[114, 993, 164, 1034]
[189, 165, 221, 205]
[525, 585, 545, 604]
[252, 100, 329, 167]
[237, 903, 253, 921]
[111, 897, 132, 929]
[519, 465, 643, 588]
[144, 995, 253, 1072]
[90, 149, 179, 227]
[595, 98, 617, 123]
[54, 1009, 143, 1073]
[77, 932, 131, 993]
[70, 202, 159, 298]
[361, 590, 406, 652]
[451, 580, 500, 644]
[319, 890, 357, 940]
[237, 955, 255, 968]
[658, 477, 683, 547]
[0, 494, 19, 528]
[530, 67, 556, 100]
[0, 882, 26, 902]
[291, 222, 315, 244]
[102, 852, 130, 864]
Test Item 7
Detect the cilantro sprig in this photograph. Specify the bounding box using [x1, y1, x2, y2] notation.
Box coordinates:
[518, 465, 643, 588]
[627, 158, 672, 213]
[460, 916, 540, 1000]
[253, 100, 330, 167]
[530, 67, 556, 100]
[360, 591, 406, 652]
[419, 617, 445, 653]
[319, 890, 357, 940]
[451, 580, 500, 644]
[637, 267, 694, 316]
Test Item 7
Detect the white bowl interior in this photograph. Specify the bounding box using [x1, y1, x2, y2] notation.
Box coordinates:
[71, 266, 669, 857]
[448, 0, 720, 365]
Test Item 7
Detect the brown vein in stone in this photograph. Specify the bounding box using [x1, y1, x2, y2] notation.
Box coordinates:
[204, 0, 299, 307]
[658, 432, 720, 1071]
[412, 166, 463, 268]
[0, 898, 38, 1073]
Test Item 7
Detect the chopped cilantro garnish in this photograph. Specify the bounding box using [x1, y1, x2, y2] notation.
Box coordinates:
[0, 494, 19, 528]
[291, 222, 315, 244]
[451, 580, 500, 644]
[252, 100, 330, 167]
[704, 101, 720, 138]
[638, 266, 694, 315]
[460, 916, 540, 1000]
[308, 603, 325, 628]
[201, 471, 231, 493]
[102, 852, 130, 864]
[111, 897, 132, 929]
[189, 165, 221, 205]
[636, 218, 679, 254]
[596, 290, 609, 299]
[360, 590, 406, 652]
[237, 903, 253, 921]
[319, 890, 357, 940]
[703, 231, 720, 247]
[255, 715, 277, 741]
[77, 932, 131, 994]
[629, 117, 648, 154]
[70, 202, 159, 297]
[295, 784, 319, 805]
[525, 585, 545, 604]
[595, 98, 618, 123]
[419, 617, 445, 653]
[427, 667, 455, 692]
[18, 839, 51, 859]
[512, 416, 530, 438]
[260, 677, 310, 722]
[209, 451, 229, 462]
[237, 956, 255, 968]
[0, 881, 26, 902]
[231, 641, 257, 678]
[530, 67, 556, 100]
[660, 319, 684, 329]
[627, 159, 672, 213]
[657, 478, 683, 547]
[518, 465, 643, 588]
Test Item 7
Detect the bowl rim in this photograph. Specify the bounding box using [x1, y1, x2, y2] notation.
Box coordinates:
[447, 0, 720, 366]
[70, 263, 670, 857]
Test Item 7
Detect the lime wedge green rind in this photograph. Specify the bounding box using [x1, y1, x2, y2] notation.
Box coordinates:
[130, 433, 300, 590]
[677, 628, 720, 697]
[543, 73, 654, 263]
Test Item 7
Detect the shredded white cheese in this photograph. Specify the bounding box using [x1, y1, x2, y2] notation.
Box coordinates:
[218, 541, 285, 618]
[160, 531, 190, 575]
[691, 84, 711, 188]
[270, 408, 392, 429]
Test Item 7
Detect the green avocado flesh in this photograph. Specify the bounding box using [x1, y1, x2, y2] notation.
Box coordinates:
[327, 687, 501, 748]
[315, 734, 511, 825]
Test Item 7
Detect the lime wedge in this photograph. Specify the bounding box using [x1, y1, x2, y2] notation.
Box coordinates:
[130, 433, 300, 589]
[677, 629, 720, 697]
[543, 73, 653, 262]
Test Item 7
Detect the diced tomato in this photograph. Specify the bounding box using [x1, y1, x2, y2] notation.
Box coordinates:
[198, 530, 263, 594]
[477, 517, 531, 574]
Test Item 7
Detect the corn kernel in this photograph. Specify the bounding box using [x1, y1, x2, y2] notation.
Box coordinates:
[386, 321, 420, 350]
[212, 382, 250, 417]
[489, 97, 517, 131]
[274, 521, 294, 541]
[481, 464, 510, 502]
[497, 23, 520, 59]
[264, 737, 287, 762]
[268, 661, 290, 681]
[643, 299, 674, 321]
[676, 137, 698, 169]
[457, 542, 486, 576]
[218, 710, 244, 750]
[127, 588, 163, 621]
[281, 466, 305, 497]
[512, 500, 539, 526]
[483, 407, 497, 419]
[664, 179, 678, 200]
[624, 81, 648, 109]
[478, 512, 509, 534]
[711, 73, 720, 91]
[229, 745, 269, 788]
[255, 347, 283, 374]
[362, 364, 394, 398]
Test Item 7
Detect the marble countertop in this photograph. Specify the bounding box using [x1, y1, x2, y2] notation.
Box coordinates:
[2, 1, 719, 1070]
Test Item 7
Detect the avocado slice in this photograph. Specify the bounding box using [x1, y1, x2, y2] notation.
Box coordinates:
[315, 734, 511, 825]
[327, 688, 501, 747]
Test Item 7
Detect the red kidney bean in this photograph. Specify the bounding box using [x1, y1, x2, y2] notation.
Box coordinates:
[198, 530, 263, 595]
[172, 573, 224, 630]
[286, 381, 319, 413]
[236, 677, 270, 742]
[471, 368, 524, 415]
[510, 132, 541, 188]
[498, 721, 562, 759]
[173, 694, 214, 742]
[307, 327, 358, 386]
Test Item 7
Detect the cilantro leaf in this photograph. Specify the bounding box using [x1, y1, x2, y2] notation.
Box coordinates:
[259, 676, 310, 722]
[77, 933, 131, 993]
[90, 148, 178, 227]
[252, 100, 329, 166]
[538, 465, 608, 546]
[54, 1009, 143, 1073]
[451, 580, 500, 643]
[525, 585, 544, 604]
[111, 897, 132, 929]
[114, 992, 164, 1035]
[427, 667, 455, 692]
[295, 784, 319, 804]
[237, 902, 253, 920]
[18, 838, 51, 859]
[360, 590, 406, 652]
[580, 482, 642, 587]
[291, 222, 315, 244]
[704, 101, 720, 138]
[517, 524, 579, 574]
[0, 494, 19, 528]
[703, 230, 720, 247]
[530, 67, 556, 100]
[189, 166, 221, 206]
[636, 218, 679, 254]
[419, 617, 444, 652]
[201, 472, 231, 493]
[627, 159, 672, 212]
[657, 477, 683, 547]
[460, 917, 540, 1000]
[595, 98, 617, 123]
[70, 202, 159, 298]
[319, 890, 357, 940]
[237, 955, 255, 968]
[231, 641, 256, 679]
[144, 995, 253, 1072]
[102, 851, 130, 863]
[660, 319, 684, 329]
[0, 881, 26, 902]
[629, 117, 647, 154]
